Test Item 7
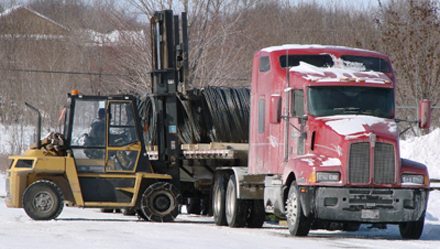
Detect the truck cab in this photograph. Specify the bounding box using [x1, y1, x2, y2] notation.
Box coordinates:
[213, 45, 431, 239]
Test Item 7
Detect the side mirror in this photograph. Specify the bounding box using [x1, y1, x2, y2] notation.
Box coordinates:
[269, 95, 281, 124]
[419, 99, 431, 129]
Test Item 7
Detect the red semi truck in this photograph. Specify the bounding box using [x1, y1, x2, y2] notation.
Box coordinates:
[211, 45, 431, 239]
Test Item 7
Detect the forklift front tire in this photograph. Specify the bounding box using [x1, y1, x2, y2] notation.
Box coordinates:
[140, 182, 181, 222]
[23, 181, 65, 220]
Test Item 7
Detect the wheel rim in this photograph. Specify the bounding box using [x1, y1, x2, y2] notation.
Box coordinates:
[150, 191, 175, 216]
[214, 185, 222, 215]
[33, 191, 55, 213]
[286, 191, 298, 224]
[225, 180, 235, 220]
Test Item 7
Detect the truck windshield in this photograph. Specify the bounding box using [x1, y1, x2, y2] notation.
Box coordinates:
[340, 55, 390, 73]
[307, 86, 394, 118]
[280, 54, 390, 73]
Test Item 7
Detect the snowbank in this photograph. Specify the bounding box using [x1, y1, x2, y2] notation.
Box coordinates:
[400, 128, 440, 179]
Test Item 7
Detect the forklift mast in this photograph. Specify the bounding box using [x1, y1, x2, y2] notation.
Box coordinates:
[149, 10, 189, 190]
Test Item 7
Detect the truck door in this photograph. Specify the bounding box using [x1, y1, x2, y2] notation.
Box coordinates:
[286, 90, 305, 165]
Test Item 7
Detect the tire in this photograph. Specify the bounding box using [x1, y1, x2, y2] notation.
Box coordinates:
[399, 214, 425, 239]
[136, 209, 148, 220]
[202, 198, 211, 216]
[22, 181, 64, 220]
[212, 174, 227, 226]
[100, 208, 114, 213]
[140, 182, 181, 222]
[122, 208, 136, 216]
[342, 223, 361, 232]
[225, 175, 248, 227]
[247, 200, 265, 228]
[286, 181, 310, 236]
[186, 197, 201, 215]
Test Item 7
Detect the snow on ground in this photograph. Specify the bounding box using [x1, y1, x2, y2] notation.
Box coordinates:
[1, 129, 440, 248]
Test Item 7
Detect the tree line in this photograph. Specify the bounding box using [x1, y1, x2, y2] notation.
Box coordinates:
[0, 0, 439, 138]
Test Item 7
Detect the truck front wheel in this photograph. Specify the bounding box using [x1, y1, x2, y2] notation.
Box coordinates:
[225, 175, 247, 227]
[399, 214, 425, 239]
[286, 181, 310, 236]
[23, 181, 64, 220]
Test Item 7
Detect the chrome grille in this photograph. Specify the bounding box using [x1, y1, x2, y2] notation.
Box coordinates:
[349, 142, 370, 183]
[374, 143, 395, 184]
[348, 142, 395, 184]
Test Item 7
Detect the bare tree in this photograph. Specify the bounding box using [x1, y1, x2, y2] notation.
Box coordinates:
[376, 0, 440, 133]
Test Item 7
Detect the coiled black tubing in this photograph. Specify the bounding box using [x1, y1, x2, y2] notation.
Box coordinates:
[138, 86, 250, 146]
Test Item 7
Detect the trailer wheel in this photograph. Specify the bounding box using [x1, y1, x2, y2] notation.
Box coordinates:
[225, 175, 247, 227]
[212, 174, 227, 226]
[22, 181, 64, 220]
[286, 181, 310, 236]
[140, 182, 180, 222]
[399, 214, 425, 239]
[247, 200, 265, 228]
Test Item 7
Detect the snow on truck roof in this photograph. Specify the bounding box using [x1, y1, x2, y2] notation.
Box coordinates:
[261, 44, 376, 53]
[290, 62, 392, 84]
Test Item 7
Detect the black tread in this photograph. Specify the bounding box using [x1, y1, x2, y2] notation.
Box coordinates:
[22, 180, 64, 220]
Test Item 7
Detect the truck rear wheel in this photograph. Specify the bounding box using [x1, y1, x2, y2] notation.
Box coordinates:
[286, 181, 310, 236]
[140, 182, 180, 222]
[212, 174, 227, 226]
[22, 181, 64, 220]
[399, 214, 425, 239]
[225, 175, 247, 227]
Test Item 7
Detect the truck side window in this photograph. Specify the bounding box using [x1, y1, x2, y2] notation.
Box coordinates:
[258, 99, 265, 133]
[291, 90, 304, 117]
[260, 56, 270, 72]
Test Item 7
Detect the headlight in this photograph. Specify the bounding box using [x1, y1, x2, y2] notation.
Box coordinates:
[401, 174, 424, 185]
[316, 172, 340, 182]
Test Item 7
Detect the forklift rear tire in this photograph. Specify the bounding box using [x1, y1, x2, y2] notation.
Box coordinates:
[225, 175, 247, 227]
[23, 181, 64, 220]
[122, 208, 136, 216]
[140, 182, 181, 222]
[100, 208, 114, 213]
[212, 174, 227, 226]
[186, 197, 201, 214]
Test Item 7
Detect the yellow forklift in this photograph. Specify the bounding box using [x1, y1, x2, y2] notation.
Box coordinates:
[5, 93, 180, 221]
[5, 10, 187, 221]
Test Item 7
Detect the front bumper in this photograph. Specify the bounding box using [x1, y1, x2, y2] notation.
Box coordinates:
[307, 187, 428, 223]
